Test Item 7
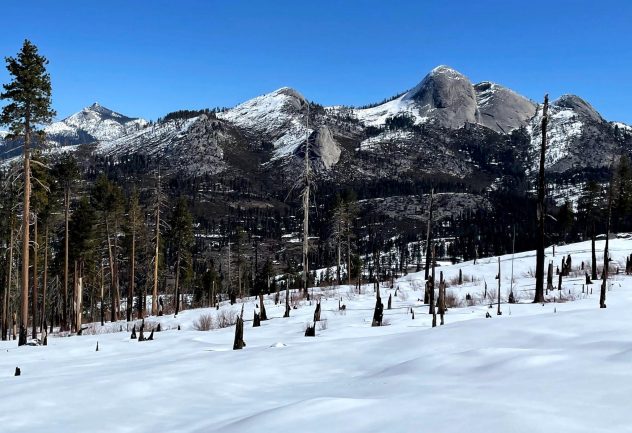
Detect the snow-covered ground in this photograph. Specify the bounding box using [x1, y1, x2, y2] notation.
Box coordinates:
[2, 239, 632, 432]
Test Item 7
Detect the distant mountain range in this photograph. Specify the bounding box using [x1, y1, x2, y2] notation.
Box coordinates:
[1, 65, 631, 192]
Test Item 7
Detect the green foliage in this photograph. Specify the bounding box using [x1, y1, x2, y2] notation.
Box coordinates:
[68, 196, 96, 265]
[0, 40, 55, 140]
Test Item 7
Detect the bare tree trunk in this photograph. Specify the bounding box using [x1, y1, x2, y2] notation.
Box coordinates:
[63, 187, 70, 331]
[41, 224, 49, 333]
[497, 257, 502, 315]
[128, 227, 135, 322]
[591, 223, 597, 281]
[233, 305, 245, 350]
[100, 262, 105, 326]
[105, 217, 119, 322]
[31, 215, 38, 339]
[19, 121, 31, 346]
[283, 277, 290, 318]
[152, 203, 160, 316]
[174, 249, 181, 315]
[601, 178, 614, 308]
[76, 264, 83, 332]
[337, 229, 341, 286]
[72, 261, 78, 332]
[424, 189, 434, 282]
[430, 246, 437, 327]
[302, 104, 310, 293]
[534, 95, 549, 304]
[2, 225, 14, 341]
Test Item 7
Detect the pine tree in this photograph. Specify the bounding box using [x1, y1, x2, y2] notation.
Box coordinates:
[51, 153, 79, 331]
[1, 40, 55, 345]
[168, 197, 193, 315]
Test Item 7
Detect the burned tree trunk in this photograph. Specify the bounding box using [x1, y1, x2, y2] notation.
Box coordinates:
[304, 323, 316, 337]
[313, 301, 321, 323]
[534, 95, 549, 304]
[424, 189, 434, 286]
[601, 177, 614, 309]
[497, 257, 502, 315]
[546, 261, 554, 296]
[233, 305, 245, 350]
[259, 293, 267, 321]
[438, 271, 446, 325]
[591, 223, 598, 281]
[430, 246, 437, 327]
[371, 285, 383, 327]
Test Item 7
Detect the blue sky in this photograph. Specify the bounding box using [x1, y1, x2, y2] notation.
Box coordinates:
[1, 0, 631, 123]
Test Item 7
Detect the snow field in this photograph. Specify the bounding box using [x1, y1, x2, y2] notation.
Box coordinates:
[2, 239, 632, 432]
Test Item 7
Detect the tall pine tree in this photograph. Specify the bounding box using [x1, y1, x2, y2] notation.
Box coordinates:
[1, 40, 55, 345]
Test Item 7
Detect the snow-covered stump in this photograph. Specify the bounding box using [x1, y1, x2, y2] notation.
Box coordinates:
[233, 305, 245, 350]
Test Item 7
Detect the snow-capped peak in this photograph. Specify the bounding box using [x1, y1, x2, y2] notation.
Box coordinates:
[218, 86, 310, 158]
[45, 103, 148, 144]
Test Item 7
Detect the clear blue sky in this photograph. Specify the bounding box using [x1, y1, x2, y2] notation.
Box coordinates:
[1, 0, 631, 123]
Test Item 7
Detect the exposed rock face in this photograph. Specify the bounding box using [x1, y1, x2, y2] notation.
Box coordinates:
[407, 65, 480, 128]
[475, 82, 537, 133]
[554, 94, 603, 124]
[310, 126, 341, 170]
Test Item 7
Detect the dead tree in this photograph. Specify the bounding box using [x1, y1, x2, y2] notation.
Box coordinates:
[534, 95, 549, 304]
[546, 261, 554, 295]
[438, 271, 446, 325]
[601, 176, 614, 308]
[304, 323, 316, 337]
[259, 293, 268, 321]
[497, 257, 502, 315]
[430, 246, 437, 327]
[138, 320, 145, 342]
[424, 189, 435, 288]
[313, 301, 321, 322]
[283, 278, 290, 318]
[233, 305, 245, 350]
[371, 285, 383, 327]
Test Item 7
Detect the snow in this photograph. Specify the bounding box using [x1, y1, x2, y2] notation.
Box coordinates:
[2, 239, 632, 432]
[613, 121, 632, 132]
[44, 104, 148, 143]
[528, 105, 584, 170]
[354, 94, 423, 127]
[218, 87, 310, 158]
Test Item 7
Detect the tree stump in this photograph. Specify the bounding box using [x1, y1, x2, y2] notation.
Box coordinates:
[233, 305, 245, 350]
[130, 325, 137, 339]
[313, 301, 321, 323]
[253, 311, 261, 328]
[305, 323, 316, 337]
[387, 293, 392, 310]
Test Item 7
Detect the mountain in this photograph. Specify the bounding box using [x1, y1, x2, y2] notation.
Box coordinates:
[217, 87, 310, 158]
[2, 65, 632, 197]
[353, 65, 537, 134]
[45, 102, 148, 147]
